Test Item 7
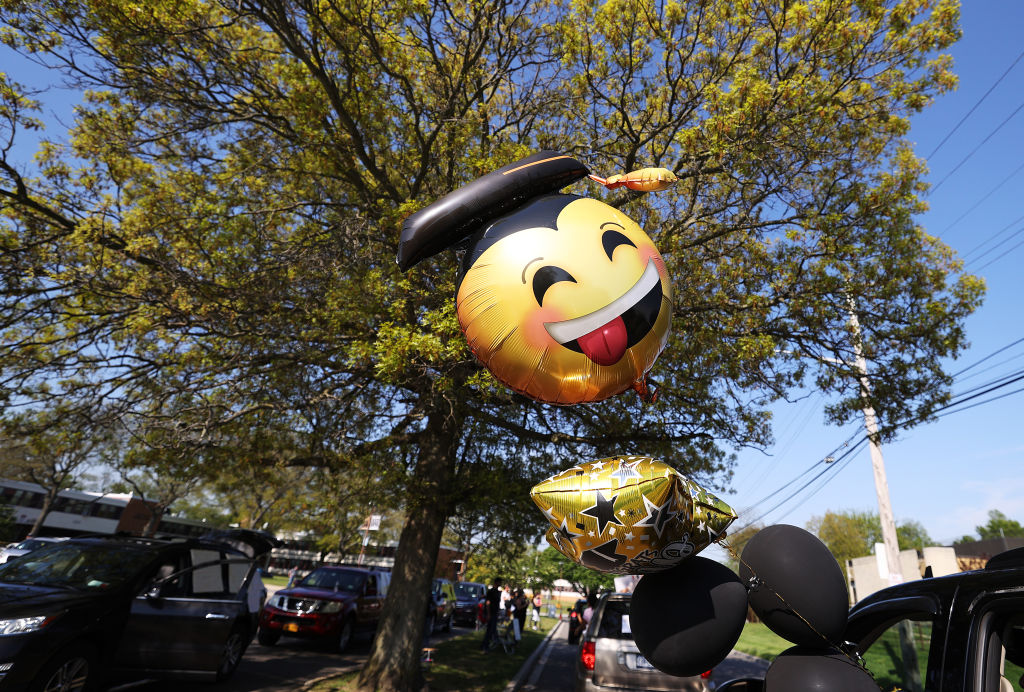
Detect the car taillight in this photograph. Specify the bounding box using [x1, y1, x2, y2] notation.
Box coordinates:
[581, 641, 595, 671]
[701, 670, 712, 679]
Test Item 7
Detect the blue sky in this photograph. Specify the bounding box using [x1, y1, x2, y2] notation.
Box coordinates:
[718, 1, 1024, 549]
[3, 4, 1022, 549]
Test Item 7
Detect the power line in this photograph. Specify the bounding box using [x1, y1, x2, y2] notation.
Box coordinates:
[962, 211, 1024, 262]
[735, 338, 1024, 527]
[931, 99, 1024, 193]
[926, 48, 1024, 160]
[950, 335, 1024, 378]
[974, 232, 1024, 273]
[940, 160, 1024, 235]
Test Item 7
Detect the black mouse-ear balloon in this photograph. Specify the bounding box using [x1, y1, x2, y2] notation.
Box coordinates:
[764, 647, 882, 691]
[738, 524, 849, 648]
[629, 556, 748, 677]
[396, 151, 590, 270]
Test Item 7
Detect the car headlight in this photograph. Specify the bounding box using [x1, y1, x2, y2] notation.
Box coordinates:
[269, 594, 287, 609]
[0, 616, 52, 636]
[317, 601, 343, 614]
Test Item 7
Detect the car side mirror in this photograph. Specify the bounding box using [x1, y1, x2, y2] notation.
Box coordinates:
[145, 585, 163, 600]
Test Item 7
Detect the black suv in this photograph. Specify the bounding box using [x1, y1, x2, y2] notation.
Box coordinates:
[718, 547, 1024, 692]
[845, 547, 1024, 692]
[0, 530, 277, 691]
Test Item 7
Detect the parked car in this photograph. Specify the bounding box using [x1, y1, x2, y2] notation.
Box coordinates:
[717, 546, 1024, 691]
[453, 581, 487, 626]
[257, 565, 390, 652]
[0, 537, 68, 564]
[427, 578, 456, 634]
[575, 592, 711, 692]
[0, 529, 277, 692]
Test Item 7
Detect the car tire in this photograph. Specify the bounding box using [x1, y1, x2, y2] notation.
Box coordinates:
[215, 627, 248, 682]
[30, 643, 96, 692]
[337, 618, 354, 653]
[257, 627, 280, 647]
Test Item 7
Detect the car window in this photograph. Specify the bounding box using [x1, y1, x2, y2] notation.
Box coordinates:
[982, 609, 1024, 692]
[860, 617, 932, 692]
[454, 583, 482, 598]
[596, 599, 632, 640]
[191, 549, 227, 594]
[300, 568, 365, 592]
[0, 542, 157, 589]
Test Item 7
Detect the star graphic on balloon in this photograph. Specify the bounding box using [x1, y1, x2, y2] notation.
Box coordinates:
[633, 494, 676, 538]
[580, 488, 624, 535]
[555, 516, 582, 542]
[609, 458, 644, 485]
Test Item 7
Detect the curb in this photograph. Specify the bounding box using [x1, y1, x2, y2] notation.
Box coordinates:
[504, 619, 565, 692]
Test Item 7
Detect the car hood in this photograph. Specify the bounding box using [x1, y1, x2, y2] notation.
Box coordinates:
[0, 582, 109, 617]
[276, 586, 357, 602]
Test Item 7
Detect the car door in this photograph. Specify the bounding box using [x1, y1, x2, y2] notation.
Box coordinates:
[115, 547, 252, 673]
[354, 573, 383, 631]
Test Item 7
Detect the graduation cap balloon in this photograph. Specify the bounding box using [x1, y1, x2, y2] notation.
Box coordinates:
[530, 456, 737, 574]
[397, 151, 675, 405]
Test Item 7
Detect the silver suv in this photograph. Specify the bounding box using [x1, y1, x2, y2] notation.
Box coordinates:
[574, 592, 710, 692]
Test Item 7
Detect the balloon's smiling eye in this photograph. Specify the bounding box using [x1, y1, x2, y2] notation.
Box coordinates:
[602, 228, 637, 261]
[532, 266, 577, 306]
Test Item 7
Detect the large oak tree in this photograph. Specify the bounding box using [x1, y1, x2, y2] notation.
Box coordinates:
[1, 0, 982, 688]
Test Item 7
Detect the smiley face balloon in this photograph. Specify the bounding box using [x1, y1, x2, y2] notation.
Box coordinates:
[398, 151, 673, 405]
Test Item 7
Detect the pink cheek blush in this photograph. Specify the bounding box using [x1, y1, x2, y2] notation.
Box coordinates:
[524, 306, 565, 348]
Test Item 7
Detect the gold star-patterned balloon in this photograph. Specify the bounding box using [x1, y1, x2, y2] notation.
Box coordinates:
[530, 456, 737, 574]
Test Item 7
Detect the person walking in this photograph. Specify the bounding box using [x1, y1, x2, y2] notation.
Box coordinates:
[481, 577, 503, 652]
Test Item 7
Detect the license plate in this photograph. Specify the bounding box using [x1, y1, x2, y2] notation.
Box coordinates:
[634, 655, 656, 670]
[284, 622, 300, 633]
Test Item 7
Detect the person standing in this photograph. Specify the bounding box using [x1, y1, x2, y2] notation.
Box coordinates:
[511, 589, 528, 642]
[531, 591, 542, 630]
[481, 577, 503, 652]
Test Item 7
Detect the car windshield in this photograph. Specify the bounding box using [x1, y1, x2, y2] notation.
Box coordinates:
[299, 568, 365, 592]
[454, 583, 481, 598]
[0, 541, 158, 590]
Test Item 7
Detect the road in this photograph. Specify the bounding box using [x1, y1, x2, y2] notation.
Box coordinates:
[107, 624, 465, 692]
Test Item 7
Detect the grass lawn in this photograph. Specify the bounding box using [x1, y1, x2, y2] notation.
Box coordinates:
[732, 622, 791, 661]
[307, 616, 563, 692]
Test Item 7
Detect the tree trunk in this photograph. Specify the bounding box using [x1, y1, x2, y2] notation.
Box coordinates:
[358, 406, 457, 691]
[27, 488, 59, 537]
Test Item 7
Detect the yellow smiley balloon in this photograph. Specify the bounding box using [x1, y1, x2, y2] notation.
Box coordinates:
[398, 151, 673, 405]
[456, 195, 672, 404]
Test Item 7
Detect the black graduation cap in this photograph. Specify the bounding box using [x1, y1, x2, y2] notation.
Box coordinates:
[396, 151, 590, 270]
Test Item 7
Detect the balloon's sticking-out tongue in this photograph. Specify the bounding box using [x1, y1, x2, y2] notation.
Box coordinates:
[577, 316, 628, 366]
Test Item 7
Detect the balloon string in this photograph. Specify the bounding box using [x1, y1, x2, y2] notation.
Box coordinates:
[717, 537, 877, 678]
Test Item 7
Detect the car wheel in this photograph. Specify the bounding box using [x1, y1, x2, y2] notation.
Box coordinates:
[337, 619, 354, 653]
[257, 627, 280, 646]
[215, 627, 248, 682]
[31, 644, 96, 692]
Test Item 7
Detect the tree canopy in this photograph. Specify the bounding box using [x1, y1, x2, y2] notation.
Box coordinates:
[0, 0, 981, 688]
[956, 510, 1024, 544]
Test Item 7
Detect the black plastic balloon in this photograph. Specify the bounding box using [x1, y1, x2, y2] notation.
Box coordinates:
[397, 151, 589, 270]
[738, 524, 849, 648]
[764, 647, 882, 691]
[630, 555, 748, 677]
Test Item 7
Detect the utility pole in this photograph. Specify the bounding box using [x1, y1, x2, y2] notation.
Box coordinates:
[849, 309, 903, 587]
[849, 307, 922, 692]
